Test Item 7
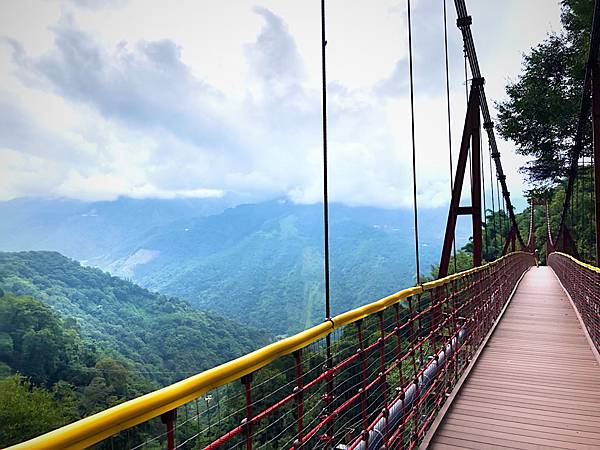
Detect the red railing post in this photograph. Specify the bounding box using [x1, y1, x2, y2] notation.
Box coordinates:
[241, 374, 253, 450]
[393, 303, 406, 447]
[160, 409, 177, 450]
[412, 293, 423, 443]
[356, 319, 369, 447]
[293, 350, 304, 447]
[378, 311, 389, 442]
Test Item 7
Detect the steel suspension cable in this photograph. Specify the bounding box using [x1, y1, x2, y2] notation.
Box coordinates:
[319, 0, 335, 443]
[496, 176, 502, 233]
[588, 155, 592, 255]
[464, 49, 473, 188]
[593, 151, 598, 259]
[443, 0, 457, 273]
[577, 161, 582, 255]
[588, 155, 592, 260]
[463, 48, 469, 104]
[320, 0, 331, 322]
[481, 122, 489, 258]
[496, 183, 510, 235]
[407, 0, 421, 284]
[488, 141, 497, 255]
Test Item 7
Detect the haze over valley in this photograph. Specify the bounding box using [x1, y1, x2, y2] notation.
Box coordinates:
[0, 196, 470, 334]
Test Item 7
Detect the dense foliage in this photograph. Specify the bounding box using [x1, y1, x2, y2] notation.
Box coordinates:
[0, 251, 267, 385]
[0, 252, 270, 447]
[496, 0, 597, 261]
[0, 375, 70, 446]
[496, 0, 593, 186]
[0, 292, 152, 446]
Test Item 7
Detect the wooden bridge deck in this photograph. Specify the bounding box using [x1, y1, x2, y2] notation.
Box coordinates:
[428, 266, 600, 449]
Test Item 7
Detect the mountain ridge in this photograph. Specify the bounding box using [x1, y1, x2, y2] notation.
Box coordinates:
[0, 197, 470, 334]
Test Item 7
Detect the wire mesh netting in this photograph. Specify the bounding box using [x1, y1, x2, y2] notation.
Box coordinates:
[102, 252, 533, 450]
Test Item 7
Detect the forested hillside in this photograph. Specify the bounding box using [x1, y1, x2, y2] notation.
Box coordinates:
[0, 291, 150, 446]
[0, 251, 269, 446]
[110, 201, 467, 335]
[0, 199, 470, 335]
[0, 251, 267, 385]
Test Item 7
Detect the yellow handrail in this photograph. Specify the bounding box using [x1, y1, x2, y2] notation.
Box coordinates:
[549, 251, 600, 274]
[7, 251, 530, 450]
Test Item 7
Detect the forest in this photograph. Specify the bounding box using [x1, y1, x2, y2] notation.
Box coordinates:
[0, 251, 267, 447]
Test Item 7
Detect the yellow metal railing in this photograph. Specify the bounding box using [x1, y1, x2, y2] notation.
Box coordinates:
[550, 251, 600, 273]
[8, 252, 531, 450]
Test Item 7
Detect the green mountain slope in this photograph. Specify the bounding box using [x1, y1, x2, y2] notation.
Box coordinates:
[0, 251, 267, 385]
[0, 198, 470, 336]
[109, 201, 467, 334]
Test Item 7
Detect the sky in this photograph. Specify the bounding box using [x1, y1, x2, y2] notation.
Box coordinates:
[0, 0, 562, 210]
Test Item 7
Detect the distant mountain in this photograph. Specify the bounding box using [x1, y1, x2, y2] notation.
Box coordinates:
[102, 201, 469, 334]
[0, 196, 240, 267]
[0, 197, 470, 335]
[0, 251, 267, 385]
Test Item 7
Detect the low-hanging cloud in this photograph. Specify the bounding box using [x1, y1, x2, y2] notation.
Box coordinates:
[9, 16, 231, 150]
[0, 1, 535, 208]
[72, 0, 127, 9]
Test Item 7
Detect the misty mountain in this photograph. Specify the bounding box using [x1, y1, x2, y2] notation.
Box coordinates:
[0, 197, 469, 334]
[0, 196, 240, 267]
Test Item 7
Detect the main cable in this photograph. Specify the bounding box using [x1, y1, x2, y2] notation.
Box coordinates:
[407, 0, 420, 284]
[463, 48, 473, 193]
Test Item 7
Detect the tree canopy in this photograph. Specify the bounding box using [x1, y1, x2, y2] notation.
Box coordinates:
[496, 0, 594, 187]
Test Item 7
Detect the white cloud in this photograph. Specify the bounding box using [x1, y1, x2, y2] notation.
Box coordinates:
[0, 0, 562, 210]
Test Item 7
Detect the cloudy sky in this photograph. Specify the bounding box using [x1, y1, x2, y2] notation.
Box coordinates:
[0, 0, 562, 209]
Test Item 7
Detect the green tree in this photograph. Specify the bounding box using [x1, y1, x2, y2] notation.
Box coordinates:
[496, 0, 593, 187]
[0, 375, 68, 446]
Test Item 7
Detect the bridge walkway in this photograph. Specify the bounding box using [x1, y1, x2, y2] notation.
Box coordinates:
[427, 266, 600, 449]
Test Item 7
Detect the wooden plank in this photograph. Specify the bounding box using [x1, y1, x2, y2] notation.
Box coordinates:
[458, 393, 600, 417]
[444, 417, 600, 445]
[447, 413, 600, 440]
[461, 388, 600, 411]
[428, 266, 600, 449]
[464, 378, 600, 398]
[453, 398, 600, 425]
[466, 373, 600, 390]
[450, 408, 600, 434]
[435, 428, 569, 449]
[426, 442, 474, 450]
[431, 435, 519, 449]
[431, 435, 518, 449]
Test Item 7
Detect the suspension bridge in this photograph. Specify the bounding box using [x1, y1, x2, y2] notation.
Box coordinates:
[7, 0, 600, 449]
